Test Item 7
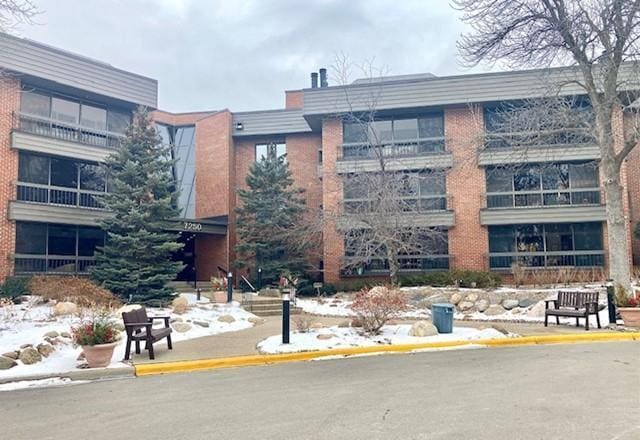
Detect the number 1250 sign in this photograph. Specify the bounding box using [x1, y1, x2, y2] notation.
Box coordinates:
[183, 222, 202, 231]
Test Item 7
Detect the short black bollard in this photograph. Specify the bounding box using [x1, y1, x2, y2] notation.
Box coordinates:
[227, 272, 233, 303]
[257, 268, 262, 291]
[606, 279, 616, 325]
[282, 291, 290, 344]
[196, 288, 201, 301]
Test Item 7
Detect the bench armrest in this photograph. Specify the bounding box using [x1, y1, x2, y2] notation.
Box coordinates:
[124, 322, 153, 330]
[544, 299, 556, 310]
[148, 316, 170, 327]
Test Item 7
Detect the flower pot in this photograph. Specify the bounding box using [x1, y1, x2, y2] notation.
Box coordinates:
[619, 307, 640, 328]
[213, 290, 228, 304]
[81, 342, 118, 368]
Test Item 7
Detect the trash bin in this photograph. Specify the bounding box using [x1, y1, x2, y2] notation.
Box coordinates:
[431, 303, 454, 333]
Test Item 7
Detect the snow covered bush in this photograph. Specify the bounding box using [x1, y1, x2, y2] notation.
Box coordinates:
[29, 276, 120, 309]
[350, 286, 408, 335]
[293, 315, 314, 333]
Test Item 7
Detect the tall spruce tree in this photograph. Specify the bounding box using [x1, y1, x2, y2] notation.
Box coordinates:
[235, 145, 310, 284]
[91, 107, 183, 304]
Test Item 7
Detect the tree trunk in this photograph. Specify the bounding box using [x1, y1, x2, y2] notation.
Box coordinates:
[387, 247, 400, 287]
[603, 176, 632, 290]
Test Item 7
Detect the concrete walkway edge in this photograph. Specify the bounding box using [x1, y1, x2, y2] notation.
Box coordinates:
[134, 331, 640, 377]
[0, 365, 135, 385]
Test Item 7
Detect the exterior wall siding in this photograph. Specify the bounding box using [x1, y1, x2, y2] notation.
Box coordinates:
[321, 118, 344, 282]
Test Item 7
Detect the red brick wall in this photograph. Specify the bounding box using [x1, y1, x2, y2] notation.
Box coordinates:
[623, 113, 640, 265]
[285, 90, 303, 109]
[446, 106, 488, 271]
[321, 118, 344, 282]
[0, 77, 20, 282]
[152, 110, 219, 126]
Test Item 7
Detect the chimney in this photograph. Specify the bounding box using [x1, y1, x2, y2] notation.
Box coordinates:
[311, 72, 318, 89]
[319, 68, 328, 87]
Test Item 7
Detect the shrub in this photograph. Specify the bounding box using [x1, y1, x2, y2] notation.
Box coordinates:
[350, 286, 408, 334]
[29, 276, 121, 309]
[72, 311, 121, 346]
[295, 279, 339, 297]
[399, 270, 501, 289]
[615, 284, 639, 308]
[293, 315, 314, 332]
[0, 277, 31, 301]
[332, 278, 384, 293]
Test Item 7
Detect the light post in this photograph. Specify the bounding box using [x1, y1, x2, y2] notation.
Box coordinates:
[227, 272, 233, 303]
[257, 267, 262, 291]
[606, 279, 616, 325]
[282, 290, 290, 344]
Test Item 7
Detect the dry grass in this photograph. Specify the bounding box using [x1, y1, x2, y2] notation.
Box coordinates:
[29, 276, 121, 309]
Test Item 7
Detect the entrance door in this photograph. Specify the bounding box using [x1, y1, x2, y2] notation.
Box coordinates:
[173, 232, 196, 283]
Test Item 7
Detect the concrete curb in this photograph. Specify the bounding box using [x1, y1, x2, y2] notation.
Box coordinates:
[134, 331, 640, 377]
[0, 365, 135, 385]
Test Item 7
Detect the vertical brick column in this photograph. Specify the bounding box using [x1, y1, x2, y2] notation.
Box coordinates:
[321, 118, 344, 282]
[0, 77, 19, 282]
[625, 112, 640, 265]
[445, 106, 488, 271]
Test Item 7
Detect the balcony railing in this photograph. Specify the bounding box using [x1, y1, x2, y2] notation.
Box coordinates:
[483, 128, 594, 150]
[339, 137, 446, 161]
[483, 188, 602, 209]
[14, 112, 125, 149]
[13, 254, 96, 275]
[487, 251, 605, 270]
[344, 194, 451, 214]
[341, 254, 452, 276]
[16, 181, 105, 210]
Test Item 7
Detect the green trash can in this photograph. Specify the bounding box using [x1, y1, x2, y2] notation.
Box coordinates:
[431, 303, 454, 333]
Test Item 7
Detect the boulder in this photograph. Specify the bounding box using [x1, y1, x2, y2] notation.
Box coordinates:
[44, 330, 59, 339]
[217, 315, 236, 324]
[171, 296, 189, 314]
[484, 305, 506, 316]
[316, 333, 335, 340]
[53, 301, 78, 316]
[476, 299, 490, 313]
[450, 293, 462, 305]
[20, 344, 33, 349]
[518, 298, 536, 308]
[248, 317, 264, 325]
[337, 320, 351, 328]
[458, 301, 475, 312]
[466, 293, 479, 302]
[526, 301, 547, 318]
[310, 322, 325, 329]
[491, 325, 510, 335]
[409, 321, 438, 337]
[0, 356, 17, 370]
[60, 332, 72, 339]
[19, 347, 42, 365]
[171, 317, 183, 323]
[193, 320, 210, 328]
[116, 304, 142, 315]
[2, 351, 19, 360]
[427, 294, 449, 306]
[172, 322, 192, 333]
[37, 343, 55, 357]
[502, 299, 520, 310]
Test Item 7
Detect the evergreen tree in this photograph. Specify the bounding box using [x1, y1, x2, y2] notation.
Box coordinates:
[91, 107, 183, 304]
[235, 145, 310, 284]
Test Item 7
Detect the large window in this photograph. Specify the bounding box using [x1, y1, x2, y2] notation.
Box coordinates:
[17, 152, 107, 209]
[488, 222, 604, 269]
[485, 162, 600, 208]
[14, 222, 104, 274]
[343, 170, 447, 213]
[341, 114, 445, 159]
[256, 143, 286, 161]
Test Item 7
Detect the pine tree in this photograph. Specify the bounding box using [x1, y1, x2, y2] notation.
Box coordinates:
[235, 146, 310, 284]
[91, 107, 183, 305]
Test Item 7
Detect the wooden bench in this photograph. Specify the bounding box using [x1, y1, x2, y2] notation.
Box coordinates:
[544, 290, 601, 331]
[122, 307, 173, 360]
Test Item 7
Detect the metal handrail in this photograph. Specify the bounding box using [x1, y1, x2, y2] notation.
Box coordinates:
[344, 193, 452, 213]
[16, 181, 107, 210]
[482, 187, 603, 209]
[338, 136, 447, 160]
[483, 128, 594, 150]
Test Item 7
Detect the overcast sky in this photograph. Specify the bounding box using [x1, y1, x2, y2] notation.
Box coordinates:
[17, 0, 491, 112]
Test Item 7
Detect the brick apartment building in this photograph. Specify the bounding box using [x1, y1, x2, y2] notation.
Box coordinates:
[0, 33, 639, 285]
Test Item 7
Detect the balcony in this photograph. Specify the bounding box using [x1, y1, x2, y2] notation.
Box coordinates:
[340, 254, 452, 276]
[13, 254, 96, 275]
[14, 112, 125, 149]
[16, 181, 105, 210]
[486, 251, 605, 270]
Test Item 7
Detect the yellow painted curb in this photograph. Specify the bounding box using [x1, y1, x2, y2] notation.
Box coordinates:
[134, 331, 640, 377]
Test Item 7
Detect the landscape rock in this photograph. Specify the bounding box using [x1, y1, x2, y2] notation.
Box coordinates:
[20, 344, 33, 349]
[316, 333, 335, 340]
[0, 356, 17, 370]
[466, 293, 479, 302]
[248, 317, 264, 325]
[310, 322, 325, 329]
[450, 293, 462, 305]
[217, 315, 236, 324]
[171, 296, 189, 314]
[491, 325, 510, 335]
[518, 298, 536, 308]
[193, 320, 210, 328]
[427, 295, 449, 306]
[526, 301, 547, 318]
[19, 347, 42, 365]
[37, 343, 55, 357]
[53, 301, 78, 316]
[172, 322, 192, 333]
[484, 305, 506, 316]
[337, 320, 351, 328]
[116, 304, 142, 315]
[409, 321, 438, 337]
[170, 317, 183, 323]
[502, 299, 520, 310]
[476, 299, 490, 313]
[457, 301, 475, 312]
[2, 351, 19, 360]
[44, 330, 59, 338]
[60, 332, 72, 339]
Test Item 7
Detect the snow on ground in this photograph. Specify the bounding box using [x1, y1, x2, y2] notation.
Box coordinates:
[296, 298, 430, 319]
[0, 294, 257, 381]
[257, 325, 509, 354]
[455, 306, 611, 326]
[0, 377, 89, 392]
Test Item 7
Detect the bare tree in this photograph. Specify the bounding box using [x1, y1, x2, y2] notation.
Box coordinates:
[454, 0, 640, 288]
[0, 0, 37, 32]
[326, 56, 450, 285]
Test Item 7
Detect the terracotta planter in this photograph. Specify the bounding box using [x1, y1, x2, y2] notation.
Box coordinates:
[213, 290, 228, 304]
[81, 342, 118, 368]
[619, 307, 640, 328]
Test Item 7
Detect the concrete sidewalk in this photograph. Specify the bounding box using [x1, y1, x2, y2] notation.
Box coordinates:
[132, 313, 613, 365]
